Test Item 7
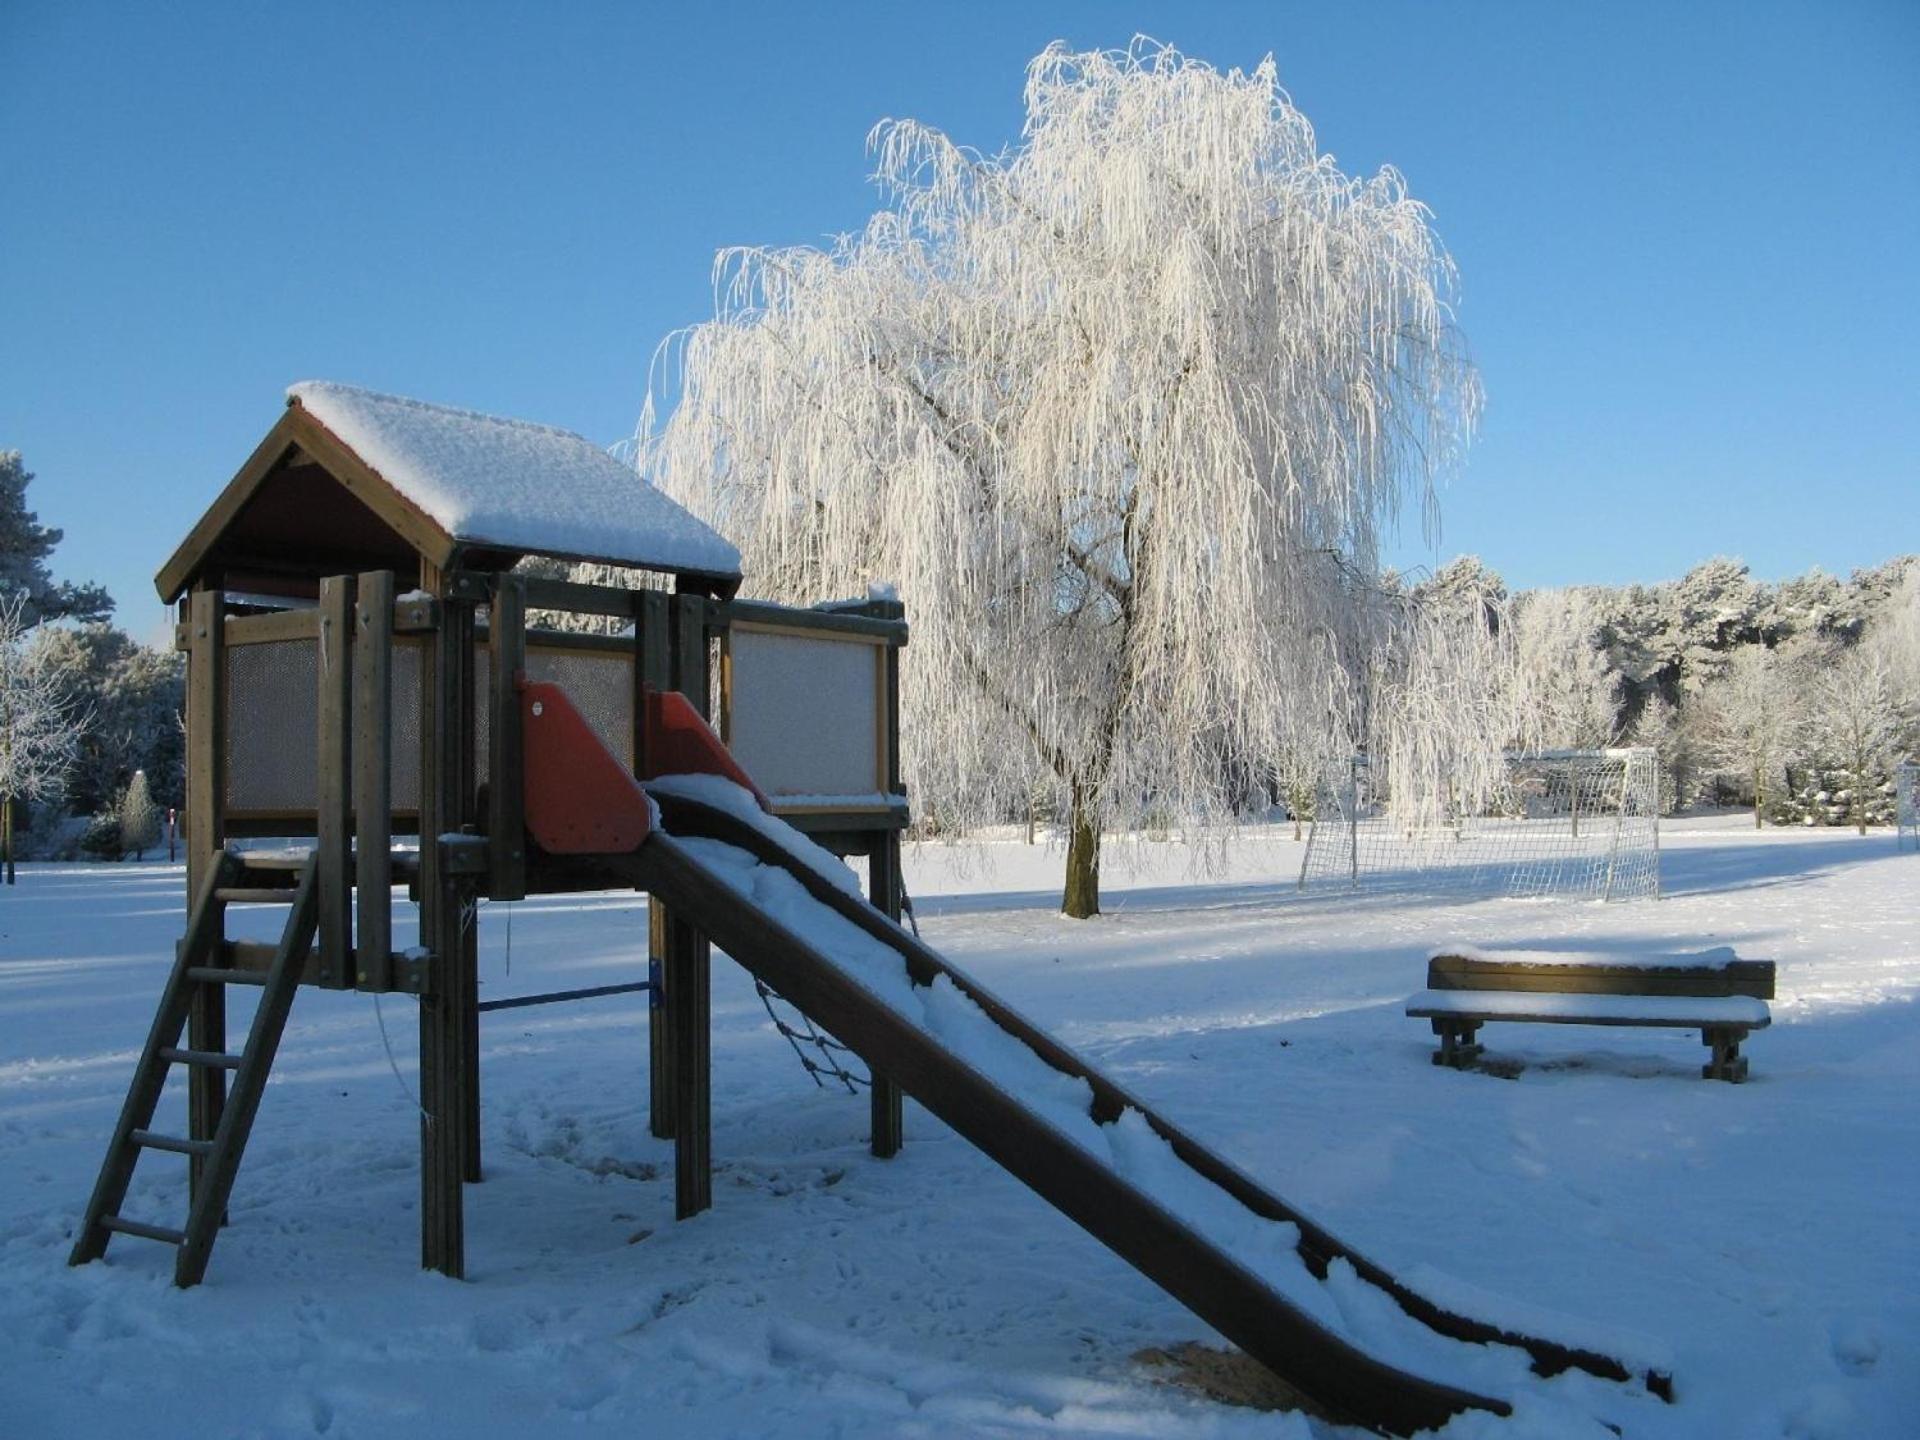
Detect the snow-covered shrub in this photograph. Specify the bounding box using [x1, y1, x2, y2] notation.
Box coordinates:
[79, 809, 123, 860]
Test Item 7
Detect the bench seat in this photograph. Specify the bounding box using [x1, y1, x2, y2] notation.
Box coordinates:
[1409, 947, 1775, 1082]
[1407, 990, 1771, 1029]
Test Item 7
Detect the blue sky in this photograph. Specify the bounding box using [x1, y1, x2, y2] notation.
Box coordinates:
[3, 1, 1916, 638]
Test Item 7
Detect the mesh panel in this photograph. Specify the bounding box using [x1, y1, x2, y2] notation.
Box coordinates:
[525, 644, 634, 769]
[391, 639, 423, 812]
[225, 637, 426, 815]
[220, 633, 629, 819]
[225, 640, 318, 812]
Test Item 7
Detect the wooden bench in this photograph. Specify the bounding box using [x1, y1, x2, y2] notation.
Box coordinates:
[1407, 946, 1775, 1082]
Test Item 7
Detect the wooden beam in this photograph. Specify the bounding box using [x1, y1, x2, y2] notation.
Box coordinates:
[223, 608, 322, 646]
[672, 593, 710, 718]
[184, 590, 227, 1207]
[487, 574, 527, 902]
[521, 574, 648, 619]
[354, 572, 396, 991]
[416, 579, 475, 1274]
[720, 600, 905, 641]
[287, 407, 458, 574]
[156, 416, 301, 603]
[668, 908, 711, 1219]
[867, 834, 904, 1159]
[316, 577, 354, 989]
[640, 588, 674, 1141]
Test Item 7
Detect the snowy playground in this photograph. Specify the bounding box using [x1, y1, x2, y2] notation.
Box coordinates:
[5, 813, 1914, 1439]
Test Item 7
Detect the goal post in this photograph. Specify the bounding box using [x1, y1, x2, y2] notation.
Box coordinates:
[1299, 748, 1662, 901]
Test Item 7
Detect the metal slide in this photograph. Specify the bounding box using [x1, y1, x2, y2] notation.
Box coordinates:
[520, 681, 1667, 1436]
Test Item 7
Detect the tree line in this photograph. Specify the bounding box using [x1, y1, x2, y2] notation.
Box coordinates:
[1389, 553, 1919, 832]
[0, 451, 181, 869]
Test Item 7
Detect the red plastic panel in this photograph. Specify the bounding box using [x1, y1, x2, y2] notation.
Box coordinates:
[519, 680, 652, 854]
[642, 687, 773, 812]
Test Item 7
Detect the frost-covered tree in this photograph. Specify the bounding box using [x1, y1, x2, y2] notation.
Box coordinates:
[0, 452, 112, 626]
[1698, 644, 1800, 826]
[34, 624, 184, 815]
[641, 41, 1478, 915]
[1652, 558, 1762, 696]
[1807, 643, 1905, 835]
[1864, 563, 1920, 759]
[0, 599, 85, 882]
[1365, 564, 1526, 826]
[1626, 693, 1692, 814]
[1510, 587, 1621, 750]
[118, 769, 160, 861]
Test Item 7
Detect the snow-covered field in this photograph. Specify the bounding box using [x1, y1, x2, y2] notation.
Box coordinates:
[3, 815, 1914, 1438]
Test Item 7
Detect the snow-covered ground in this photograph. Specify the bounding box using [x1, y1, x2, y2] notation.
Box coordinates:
[2, 814, 1914, 1438]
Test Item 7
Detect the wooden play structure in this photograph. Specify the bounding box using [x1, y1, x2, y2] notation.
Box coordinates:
[72, 383, 1670, 1436]
[71, 383, 909, 1283]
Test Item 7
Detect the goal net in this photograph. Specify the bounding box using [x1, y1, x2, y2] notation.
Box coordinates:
[1299, 749, 1662, 901]
[1897, 760, 1919, 854]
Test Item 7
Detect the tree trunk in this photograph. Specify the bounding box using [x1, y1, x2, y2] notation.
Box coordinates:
[1753, 765, 1764, 828]
[1062, 784, 1101, 919]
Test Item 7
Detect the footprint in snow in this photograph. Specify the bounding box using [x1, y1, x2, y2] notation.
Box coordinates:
[1827, 1316, 1879, 1377]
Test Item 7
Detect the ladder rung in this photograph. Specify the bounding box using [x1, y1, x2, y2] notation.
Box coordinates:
[100, 1215, 186, 1245]
[186, 966, 269, 987]
[160, 1046, 244, 1070]
[131, 1129, 214, 1157]
[215, 887, 296, 904]
[233, 852, 313, 872]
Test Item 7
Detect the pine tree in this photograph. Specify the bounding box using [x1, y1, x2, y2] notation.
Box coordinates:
[118, 769, 160, 860]
[0, 452, 112, 626]
[1807, 643, 1903, 835]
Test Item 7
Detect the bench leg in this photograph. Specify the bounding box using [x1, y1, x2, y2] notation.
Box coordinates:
[1431, 1019, 1483, 1070]
[1702, 1026, 1750, 1083]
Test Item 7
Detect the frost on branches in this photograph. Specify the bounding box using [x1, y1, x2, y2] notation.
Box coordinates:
[0, 598, 84, 879]
[641, 40, 1478, 915]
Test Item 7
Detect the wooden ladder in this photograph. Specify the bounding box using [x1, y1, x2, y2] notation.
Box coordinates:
[69, 848, 320, 1287]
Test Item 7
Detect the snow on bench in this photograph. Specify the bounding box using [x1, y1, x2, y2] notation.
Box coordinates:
[1408, 945, 1775, 1082]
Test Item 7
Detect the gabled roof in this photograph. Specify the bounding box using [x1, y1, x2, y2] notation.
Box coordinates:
[156, 382, 742, 602]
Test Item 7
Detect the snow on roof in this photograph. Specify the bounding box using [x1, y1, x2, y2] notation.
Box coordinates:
[287, 381, 740, 579]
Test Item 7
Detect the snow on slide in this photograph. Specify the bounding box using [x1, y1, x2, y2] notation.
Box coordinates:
[643, 775, 1662, 1431]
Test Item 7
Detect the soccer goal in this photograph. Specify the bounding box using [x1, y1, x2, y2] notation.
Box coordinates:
[1298, 748, 1662, 901]
[1897, 760, 1919, 853]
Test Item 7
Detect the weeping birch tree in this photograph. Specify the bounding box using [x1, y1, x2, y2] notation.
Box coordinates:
[641, 40, 1479, 915]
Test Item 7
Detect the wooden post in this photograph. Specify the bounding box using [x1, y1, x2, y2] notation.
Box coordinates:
[637, 590, 675, 1140]
[667, 589, 712, 1209]
[487, 574, 527, 903]
[456, 595, 482, 1185]
[866, 835, 904, 1158]
[353, 572, 395, 991]
[867, 631, 905, 1156]
[184, 589, 227, 1206]
[668, 909, 710, 1219]
[417, 576, 475, 1275]
[316, 576, 355, 989]
[673, 592, 710, 718]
